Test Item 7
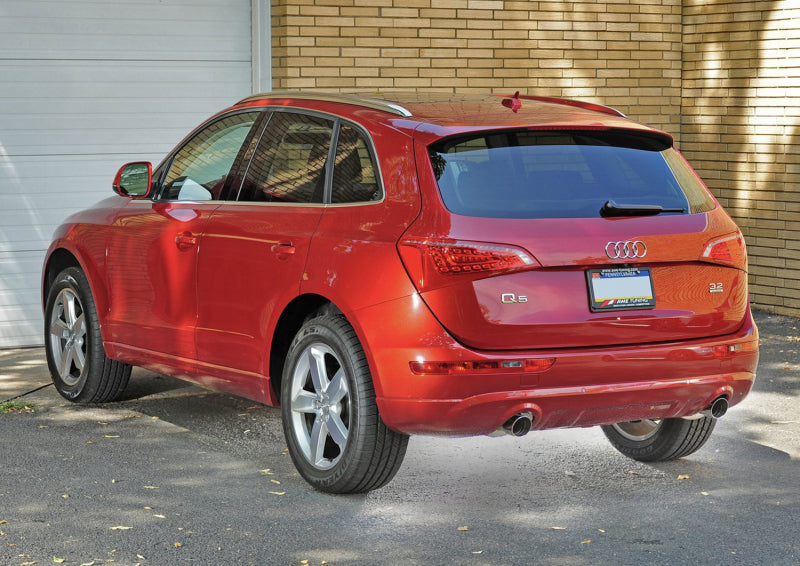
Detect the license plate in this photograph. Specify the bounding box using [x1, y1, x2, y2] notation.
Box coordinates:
[586, 267, 655, 312]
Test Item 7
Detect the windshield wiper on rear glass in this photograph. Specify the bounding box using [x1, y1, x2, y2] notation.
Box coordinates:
[600, 199, 686, 218]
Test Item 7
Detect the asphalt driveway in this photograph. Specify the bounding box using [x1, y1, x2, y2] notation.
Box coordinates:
[1, 310, 798, 565]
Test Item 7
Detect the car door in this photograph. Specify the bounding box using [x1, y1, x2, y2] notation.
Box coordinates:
[105, 111, 262, 359]
[194, 111, 332, 384]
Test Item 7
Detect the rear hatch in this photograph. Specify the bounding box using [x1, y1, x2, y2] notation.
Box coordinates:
[399, 128, 749, 351]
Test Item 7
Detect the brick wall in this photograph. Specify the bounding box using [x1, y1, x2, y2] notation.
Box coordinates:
[682, 0, 800, 315]
[271, 0, 800, 316]
[272, 0, 683, 133]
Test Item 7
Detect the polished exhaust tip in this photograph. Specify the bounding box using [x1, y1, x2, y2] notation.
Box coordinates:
[503, 413, 533, 437]
[708, 396, 729, 419]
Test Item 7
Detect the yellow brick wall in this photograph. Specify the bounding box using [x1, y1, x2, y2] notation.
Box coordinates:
[272, 0, 683, 133]
[271, 0, 800, 316]
[682, 0, 800, 316]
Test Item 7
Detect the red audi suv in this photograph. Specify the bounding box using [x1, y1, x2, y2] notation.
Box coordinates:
[43, 92, 759, 493]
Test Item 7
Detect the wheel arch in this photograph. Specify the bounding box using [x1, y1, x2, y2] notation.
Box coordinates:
[42, 245, 110, 337]
[268, 293, 344, 403]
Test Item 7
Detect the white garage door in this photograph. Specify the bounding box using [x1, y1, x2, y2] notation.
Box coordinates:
[0, 0, 255, 347]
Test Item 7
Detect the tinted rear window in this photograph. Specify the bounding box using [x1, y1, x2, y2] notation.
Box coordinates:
[428, 130, 716, 219]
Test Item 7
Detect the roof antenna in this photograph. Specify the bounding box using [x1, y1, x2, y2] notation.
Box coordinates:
[502, 91, 522, 113]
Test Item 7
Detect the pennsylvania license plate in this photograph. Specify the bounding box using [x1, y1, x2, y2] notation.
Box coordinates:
[586, 267, 656, 312]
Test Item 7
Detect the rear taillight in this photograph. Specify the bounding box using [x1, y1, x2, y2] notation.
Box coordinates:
[700, 232, 747, 270]
[398, 238, 540, 291]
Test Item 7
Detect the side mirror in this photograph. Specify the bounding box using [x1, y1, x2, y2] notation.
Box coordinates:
[113, 162, 152, 198]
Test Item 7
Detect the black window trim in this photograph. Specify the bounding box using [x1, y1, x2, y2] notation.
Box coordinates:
[149, 108, 269, 203]
[223, 106, 385, 208]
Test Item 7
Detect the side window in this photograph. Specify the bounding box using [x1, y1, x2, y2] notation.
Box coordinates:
[331, 124, 382, 203]
[238, 112, 333, 203]
[161, 112, 259, 201]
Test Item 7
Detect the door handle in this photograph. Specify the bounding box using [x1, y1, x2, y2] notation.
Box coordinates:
[175, 231, 198, 251]
[271, 241, 296, 256]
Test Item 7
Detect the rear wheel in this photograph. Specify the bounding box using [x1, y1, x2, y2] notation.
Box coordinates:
[281, 314, 408, 493]
[45, 267, 131, 403]
[601, 416, 716, 462]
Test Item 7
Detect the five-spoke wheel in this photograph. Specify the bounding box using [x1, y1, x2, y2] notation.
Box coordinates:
[288, 342, 351, 470]
[281, 314, 408, 493]
[44, 267, 131, 402]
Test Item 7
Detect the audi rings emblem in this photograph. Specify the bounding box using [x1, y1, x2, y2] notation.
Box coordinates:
[605, 240, 647, 259]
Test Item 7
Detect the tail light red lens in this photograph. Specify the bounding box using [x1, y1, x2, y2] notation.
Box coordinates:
[409, 358, 556, 375]
[700, 232, 747, 270]
[398, 238, 540, 290]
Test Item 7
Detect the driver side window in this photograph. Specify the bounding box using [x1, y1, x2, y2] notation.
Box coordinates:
[161, 112, 259, 201]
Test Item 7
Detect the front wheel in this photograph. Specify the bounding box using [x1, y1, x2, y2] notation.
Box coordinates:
[601, 416, 716, 462]
[44, 266, 131, 403]
[281, 314, 408, 493]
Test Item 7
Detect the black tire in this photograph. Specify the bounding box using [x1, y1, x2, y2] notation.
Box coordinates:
[601, 416, 716, 462]
[280, 314, 409, 494]
[44, 267, 131, 403]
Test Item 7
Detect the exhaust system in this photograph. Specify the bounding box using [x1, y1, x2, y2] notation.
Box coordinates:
[703, 396, 729, 419]
[684, 395, 729, 420]
[501, 412, 533, 437]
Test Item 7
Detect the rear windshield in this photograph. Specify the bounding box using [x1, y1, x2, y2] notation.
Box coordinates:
[428, 130, 716, 219]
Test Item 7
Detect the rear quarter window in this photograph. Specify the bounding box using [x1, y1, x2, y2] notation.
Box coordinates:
[428, 130, 716, 219]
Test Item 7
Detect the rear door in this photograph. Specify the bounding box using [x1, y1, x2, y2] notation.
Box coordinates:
[194, 111, 332, 376]
[402, 129, 749, 350]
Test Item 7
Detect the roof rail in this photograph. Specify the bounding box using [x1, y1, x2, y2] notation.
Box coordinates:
[494, 93, 626, 118]
[235, 91, 413, 117]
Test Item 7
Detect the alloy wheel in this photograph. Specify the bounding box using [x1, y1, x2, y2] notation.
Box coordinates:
[48, 288, 87, 386]
[288, 343, 351, 470]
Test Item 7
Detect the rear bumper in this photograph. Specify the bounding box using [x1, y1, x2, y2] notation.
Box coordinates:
[353, 295, 758, 436]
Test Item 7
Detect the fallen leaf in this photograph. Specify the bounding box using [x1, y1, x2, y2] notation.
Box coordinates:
[700, 491, 710, 496]
[173, 542, 183, 548]
[282, 448, 289, 455]
[677, 474, 691, 480]
[300, 560, 309, 565]
[581, 539, 592, 544]
[61, 494, 69, 499]
[598, 529, 606, 533]
[153, 514, 166, 519]
[39, 425, 48, 429]
[269, 491, 286, 496]
[86, 441, 95, 445]
[550, 526, 567, 530]
[270, 479, 281, 485]
[564, 470, 576, 477]
[143, 486, 159, 490]
[109, 526, 132, 530]
[53, 558, 66, 563]
[0, 521, 7, 525]
[457, 525, 469, 531]
[103, 435, 120, 439]
[143, 507, 152, 510]
[20, 561, 37, 566]
[471, 550, 483, 555]
[79, 562, 96, 566]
